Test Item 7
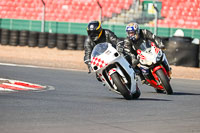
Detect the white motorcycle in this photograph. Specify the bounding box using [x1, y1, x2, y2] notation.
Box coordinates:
[90, 42, 140, 100]
[137, 40, 173, 94]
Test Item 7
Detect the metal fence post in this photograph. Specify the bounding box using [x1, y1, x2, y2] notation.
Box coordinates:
[153, 3, 158, 35]
[97, 0, 102, 22]
[41, 0, 45, 32]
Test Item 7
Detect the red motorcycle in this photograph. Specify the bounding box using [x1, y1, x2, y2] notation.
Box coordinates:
[137, 40, 173, 94]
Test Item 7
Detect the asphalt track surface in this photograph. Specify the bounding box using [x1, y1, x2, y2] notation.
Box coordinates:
[0, 64, 200, 133]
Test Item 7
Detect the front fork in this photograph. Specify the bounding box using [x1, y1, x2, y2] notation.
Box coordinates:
[162, 53, 172, 78]
[96, 66, 127, 91]
[108, 67, 128, 85]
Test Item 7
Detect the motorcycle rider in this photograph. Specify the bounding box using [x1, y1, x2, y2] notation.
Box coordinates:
[84, 20, 122, 79]
[123, 22, 171, 84]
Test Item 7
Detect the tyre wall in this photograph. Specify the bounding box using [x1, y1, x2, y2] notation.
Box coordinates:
[0, 29, 86, 50]
[0, 29, 199, 67]
[164, 36, 199, 67]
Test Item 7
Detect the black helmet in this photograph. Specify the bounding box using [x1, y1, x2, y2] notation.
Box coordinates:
[87, 21, 103, 41]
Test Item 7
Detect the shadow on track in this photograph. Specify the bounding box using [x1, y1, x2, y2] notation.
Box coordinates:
[173, 92, 200, 96]
[138, 98, 171, 101]
[111, 97, 171, 101]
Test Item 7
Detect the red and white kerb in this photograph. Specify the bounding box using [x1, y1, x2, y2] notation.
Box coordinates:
[0, 78, 46, 92]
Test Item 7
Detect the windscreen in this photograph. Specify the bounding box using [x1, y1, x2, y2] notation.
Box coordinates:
[139, 41, 151, 51]
[91, 43, 108, 57]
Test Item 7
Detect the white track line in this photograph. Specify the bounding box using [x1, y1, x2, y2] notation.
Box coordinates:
[1, 63, 198, 80]
[0, 62, 87, 72]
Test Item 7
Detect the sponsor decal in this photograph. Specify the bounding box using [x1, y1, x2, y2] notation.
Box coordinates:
[0, 78, 53, 92]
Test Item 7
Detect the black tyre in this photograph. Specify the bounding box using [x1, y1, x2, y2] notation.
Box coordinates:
[28, 31, 39, 47]
[76, 35, 85, 50]
[0, 29, 10, 45]
[10, 30, 19, 46]
[132, 84, 141, 99]
[57, 40, 67, 50]
[155, 69, 173, 94]
[19, 30, 29, 46]
[111, 72, 135, 100]
[66, 43, 76, 50]
[56, 34, 67, 50]
[38, 32, 48, 48]
[47, 33, 57, 48]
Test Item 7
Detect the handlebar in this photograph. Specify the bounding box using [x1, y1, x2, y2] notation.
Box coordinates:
[117, 41, 124, 45]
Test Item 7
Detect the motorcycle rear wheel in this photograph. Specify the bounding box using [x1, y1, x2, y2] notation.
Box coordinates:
[111, 72, 140, 100]
[155, 69, 173, 95]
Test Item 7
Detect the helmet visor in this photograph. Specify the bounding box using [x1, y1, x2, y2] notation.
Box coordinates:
[87, 28, 102, 41]
[87, 30, 100, 38]
[127, 31, 136, 37]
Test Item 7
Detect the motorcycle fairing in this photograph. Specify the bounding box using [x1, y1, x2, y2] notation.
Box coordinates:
[146, 65, 168, 90]
[92, 43, 138, 95]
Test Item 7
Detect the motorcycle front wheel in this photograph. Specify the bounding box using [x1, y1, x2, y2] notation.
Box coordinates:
[155, 69, 173, 95]
[111, 72, 140, 100]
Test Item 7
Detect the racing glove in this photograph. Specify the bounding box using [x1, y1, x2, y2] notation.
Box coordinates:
[87, 62, 92, 73]
[116, 41, 124, 54]
[132, 58, 139, 68]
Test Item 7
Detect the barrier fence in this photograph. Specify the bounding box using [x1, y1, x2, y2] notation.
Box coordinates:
[0, 19, 200, 39]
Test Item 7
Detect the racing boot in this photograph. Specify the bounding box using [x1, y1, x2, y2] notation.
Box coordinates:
[139, 73, 147, 84]
[134, 66, 148, 85]
[168, 67, 172, 79]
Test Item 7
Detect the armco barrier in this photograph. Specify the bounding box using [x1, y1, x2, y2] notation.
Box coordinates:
[165, 37, 199, 67]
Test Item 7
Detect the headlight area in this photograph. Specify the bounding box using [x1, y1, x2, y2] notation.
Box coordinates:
[146, 61, 153, 66]
[114, 52, 119, 57]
